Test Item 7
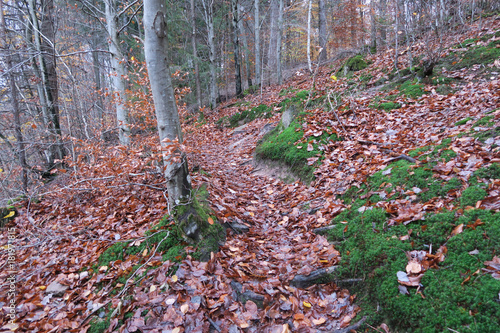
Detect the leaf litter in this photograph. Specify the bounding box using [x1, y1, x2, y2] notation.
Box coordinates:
[1, 15, 500, 332]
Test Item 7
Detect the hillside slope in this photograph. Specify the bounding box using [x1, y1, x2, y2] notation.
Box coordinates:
[1, 15, 499, 333]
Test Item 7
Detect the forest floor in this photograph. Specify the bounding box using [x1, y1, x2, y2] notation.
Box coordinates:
[1, 14, 500, 333]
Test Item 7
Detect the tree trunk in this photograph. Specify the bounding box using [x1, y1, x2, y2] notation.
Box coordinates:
[105, 0, 130, 145]
[201, 0, 217, 108]
[143, 0, 192, 205]
[307, 0, 312, 72]
[190, 0, 202, 111]
[268, 0, 279, 82]
[238, 5, 252, 90]
[276, 0, 284, 85]
[28, 0, 65, 168]
[370, 0, 377, 52]
[379, 0, 387, 47]
[318, 0, 328, 62]
[231, 0, 242, 97]
[254, 0, 261, 87]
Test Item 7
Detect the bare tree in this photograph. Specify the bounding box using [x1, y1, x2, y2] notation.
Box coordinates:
[143, 0, 191, 204]
[231, 0, 243, 96]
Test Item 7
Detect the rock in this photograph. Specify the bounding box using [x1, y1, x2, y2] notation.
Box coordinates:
[45, 281, 68, 297]
[281, 105, 299, 129]
[230, 281, 265, 308]
[223, 221, 250, 234]
[232, 123, 250, 135]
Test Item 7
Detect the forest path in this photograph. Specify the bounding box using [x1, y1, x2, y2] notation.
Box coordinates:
[183, 120, 358, 332]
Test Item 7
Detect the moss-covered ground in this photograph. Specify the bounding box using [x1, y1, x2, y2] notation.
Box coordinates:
[328, 145, 500, 332]
[255, 114, 341, 183]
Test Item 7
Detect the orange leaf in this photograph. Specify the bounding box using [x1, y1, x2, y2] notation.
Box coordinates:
[208, 217, 214, 225]
[451, 224, 464, 236]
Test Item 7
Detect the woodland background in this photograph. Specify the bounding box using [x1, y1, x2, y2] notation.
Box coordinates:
[1, 0, 499, 202]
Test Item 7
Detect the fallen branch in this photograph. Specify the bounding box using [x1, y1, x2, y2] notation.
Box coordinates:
[313, 225, 336, 234]
[290, 266, 337, 288]
[327, 316, 367, 333]
[384, 154, 417, 164]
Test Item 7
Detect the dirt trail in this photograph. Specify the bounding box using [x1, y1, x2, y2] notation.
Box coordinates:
[180, 120, 358, 332]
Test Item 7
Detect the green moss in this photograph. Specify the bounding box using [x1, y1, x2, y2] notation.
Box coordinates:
[399, 79, 425, 98]
[278, 90, 310, 108]
[329, 169, 500, 332]
[455, 117, 473, 126]
[228, 104, 273, 127]
[460, 186, 488, 207]
[446, 41, 500, 70]
[374, 102, 401, 111]
[473, 126, 500, 142]
[346, 55, 368, 71]
[473, 115, 495, 128]
[256, 116, 340, 183]
[192, 223, 225, 261]
[473, 163, 500, 181]
[431, 76, 454, 85]
[88, 318, 110, 333]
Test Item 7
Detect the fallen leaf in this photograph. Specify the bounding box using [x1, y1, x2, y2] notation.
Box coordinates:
[451, 224, 464, 236]
[208, 217, 214, 225]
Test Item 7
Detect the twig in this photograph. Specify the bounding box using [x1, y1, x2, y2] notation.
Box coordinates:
[328, 316, 367, 333]
[327, 90, 350, 139]
[384, 154, 417, 164]
[207, 317, 222, 332]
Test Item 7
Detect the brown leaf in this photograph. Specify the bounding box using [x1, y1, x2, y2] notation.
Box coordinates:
[451, 224, 464, 236]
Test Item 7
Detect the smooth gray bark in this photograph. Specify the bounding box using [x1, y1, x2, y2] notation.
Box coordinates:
[190, 0, 202, 111]
[144, 0, 191, 204]
[276, 0, 284, 84]
[318, 0, 327, 62]
[105, 0, 130, 145]
[238, 5, 252, 90]
[231, 0, 242, 96]
[201, 0, 217, 108]
[267, 0, 279, 81]
[254, 0, 261, 87]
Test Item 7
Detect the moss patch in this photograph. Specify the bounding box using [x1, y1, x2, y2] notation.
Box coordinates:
[228, 104, 273, 127]
[328, 169, 500, 332]
[373, 102, 401, 111]
[255, 115, 340, 183]
[399, 79, 425, 98]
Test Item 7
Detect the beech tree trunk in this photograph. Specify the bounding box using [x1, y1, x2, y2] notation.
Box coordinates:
[268, 0, 279, 82]
[276, 0, 284, 84]
[201, 0, 217, 108]
[231, 0, 242, 97]
[190, 0, 202, 111]
[238, 5, 252, 90]
[318, 0, 328, 62]
[307, 0, 312, 72]
[254, 0, 261, 87]
[144, 0, 191, 205]
[105, 0, 130, 145]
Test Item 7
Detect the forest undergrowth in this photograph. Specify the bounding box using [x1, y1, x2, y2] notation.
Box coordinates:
[1, 15, 500, 333]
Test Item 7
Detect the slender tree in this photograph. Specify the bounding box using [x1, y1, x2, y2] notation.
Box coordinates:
[190, 0, 202, 111]
[318, 0, 327, 62]
[104, 0, 131, 145]
[200, 0, 217, 108]
[143, 0, 191, 204]
[28, 0, 65, 168]
[231, 0, 243, 96]
[254, 0, 261, 87]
